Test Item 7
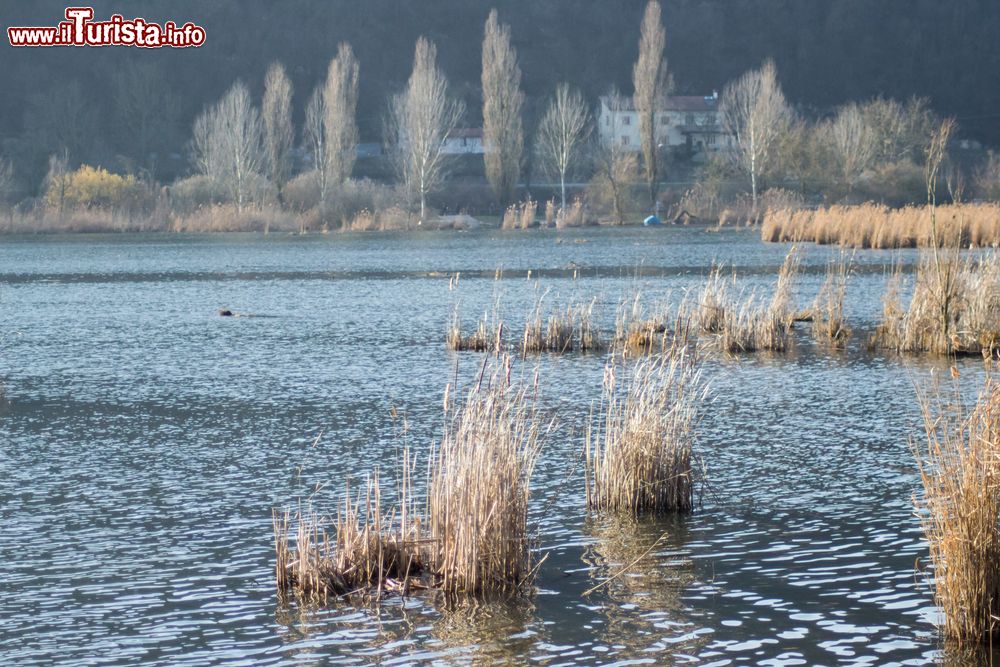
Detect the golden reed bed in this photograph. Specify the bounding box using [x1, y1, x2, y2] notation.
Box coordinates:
[762, 203, 1000, 249]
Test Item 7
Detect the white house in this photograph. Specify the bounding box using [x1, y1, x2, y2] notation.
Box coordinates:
[597, 93, 732, 157]
[441, 128, 484, 155]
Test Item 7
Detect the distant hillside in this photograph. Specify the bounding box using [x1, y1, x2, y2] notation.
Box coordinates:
[2, 0, 998, 186]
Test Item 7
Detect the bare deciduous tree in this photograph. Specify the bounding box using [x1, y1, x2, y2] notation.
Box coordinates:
[593, 92, 638, 225]
[535, 83, 591, 211]
[824, 102, 875, 192]
[262, 62, 294, 203]
[189, 81, 264, 212]
[324, 43, 360, 187]
[304, 86, 329, 207]
[632, 0, 669, 208]
[386, 37, 464, 222]
[720, 59, 793, 209]
[482, 9, 524, 207]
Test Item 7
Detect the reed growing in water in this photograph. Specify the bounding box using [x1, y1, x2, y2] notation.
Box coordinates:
[273, 464, 423, 603]
[447, 307, 504, 352]
[870, 252, 1000, 356]
[522, 299, 603, 354]
[586, 339, 705, 514]
[429, 357, 545, 595]
[713, 247, 800, 353]
[697, 264, 730, 334]
[811, 255, 852, 347]
[915, 375, 1000, 643]
[275, 358, 547, 602]
[761, 203, 1000, 249]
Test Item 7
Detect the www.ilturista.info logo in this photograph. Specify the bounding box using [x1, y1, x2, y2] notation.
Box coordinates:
[7, 7, 206, 48]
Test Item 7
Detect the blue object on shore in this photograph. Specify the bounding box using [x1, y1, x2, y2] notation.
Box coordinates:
[643, 215, 662, 226]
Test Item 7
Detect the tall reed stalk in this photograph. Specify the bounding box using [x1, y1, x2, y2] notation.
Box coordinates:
[429, 357, 545, 594]
[586, 340, 705, 514]
[915, 376, 1000, 643]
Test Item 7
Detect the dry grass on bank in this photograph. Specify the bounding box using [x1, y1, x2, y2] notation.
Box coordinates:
[870, 252, 1000, 356]
[915, 376, 1000, 643]
[586, 343, 704, 514]
[429, 359, 545, 595]
[275, 358, 546, 601]
[762, 203, 1000, 249]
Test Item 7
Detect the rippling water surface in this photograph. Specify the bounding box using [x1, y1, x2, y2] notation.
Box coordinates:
[0, 227, 989, 665]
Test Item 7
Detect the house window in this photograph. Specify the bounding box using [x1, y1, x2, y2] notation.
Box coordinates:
[621, 136, 630, 146]
[661, 114, 668, 125]
[623, 115, 631, 126]
[686, 113, 695, 126]
[606, 115, 610, 126]
[707, 134, 717, 146]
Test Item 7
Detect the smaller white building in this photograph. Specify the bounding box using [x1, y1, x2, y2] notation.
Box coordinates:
[441, 128, 484, 155]
[597, 93, 732, 157]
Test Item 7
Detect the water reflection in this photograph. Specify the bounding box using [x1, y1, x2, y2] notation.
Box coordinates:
[582, 513, 709, 659]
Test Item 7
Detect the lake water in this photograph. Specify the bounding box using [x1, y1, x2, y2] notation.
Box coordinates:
[0, 227, 988, 665]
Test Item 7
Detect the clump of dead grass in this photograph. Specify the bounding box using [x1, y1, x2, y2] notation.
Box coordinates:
[870, 252, 1000, 356]
[762, 203, 1000, 249]
[429, 357, 546, 595]
[812, 254, 853, 347]
[915, 374, 1000, 643]
[586, 344, 705, 514]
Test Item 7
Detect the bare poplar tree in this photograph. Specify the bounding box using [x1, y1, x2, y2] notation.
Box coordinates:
[324, 43, 360, 187]
[824, 103, 875, 192]
[720, 59, 793, 209]
[482, 9, 524, 207]
[386, 37, 464, 222]
[304, 86, 329, 207]
[535, 83, 591, 211]
[190, 81, 264, 212]
[190, 105, 220, 184]
[632, 0, 668, 207]
[262, 62, 294, 203]
[593, 91, 638, 225]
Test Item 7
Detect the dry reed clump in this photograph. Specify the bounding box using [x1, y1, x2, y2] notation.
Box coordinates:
[761, 203, 1000, 249]
[170, 203, 302, 233]
[697, 264, 731, 334]
[544, 199, 557, 227]
[556, 199, 587, 229]
[612, 293, 688, 357]
[914, 376, 1000, 643]
[273, 465, 424, 603]
[502, 199, 538, 230]
[586, 343, 705, 514]
[870, 252, 1000, 356]
[713, 247, 800, 353]
[275, 358, 548, 602]
[429, 357, 545, 595]
[811, 255, 853, 347]
[447, 308, 505, 352]
[521, 299, 604, 354]
[344, 206, 413, 232]
[719, 293, 789, 353]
